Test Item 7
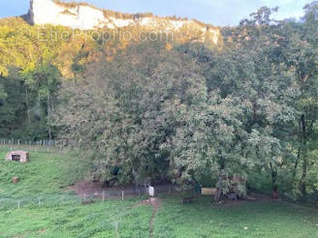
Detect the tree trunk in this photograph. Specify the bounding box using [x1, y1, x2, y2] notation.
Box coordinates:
[270, 162, 278, 199]
[215, 157, 225, 202]
[215, 175, 222, 202]
[299, 114, 307, 198]
[47, 92, 52, 140]
[25, 87, 31, 124]
[292, 147, 300, 180]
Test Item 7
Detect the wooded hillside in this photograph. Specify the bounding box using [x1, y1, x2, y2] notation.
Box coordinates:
[0, 3, 317, 202]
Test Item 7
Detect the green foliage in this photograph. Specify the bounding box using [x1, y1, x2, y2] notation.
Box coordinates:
[53, 4, 318, 202]
[177, 5, 318, 201]
[0, 3, 317, 201]
[55, 40, 205, 185]
[0, 65, 61, 140]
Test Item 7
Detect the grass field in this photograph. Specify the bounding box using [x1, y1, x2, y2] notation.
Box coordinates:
[0, 148, 317, 238]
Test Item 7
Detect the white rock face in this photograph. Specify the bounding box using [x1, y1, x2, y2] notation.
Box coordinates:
[29, 0, 220, 44]
[30, 0, 107, 30]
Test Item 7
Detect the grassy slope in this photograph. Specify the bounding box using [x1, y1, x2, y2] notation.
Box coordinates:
[0, 148, 317, 238]
[0, 149, 152, 238]
[0, 150, 71, 197]
[154, 195, 317, 238]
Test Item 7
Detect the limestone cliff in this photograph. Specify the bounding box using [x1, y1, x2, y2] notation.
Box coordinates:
[28, 0, 220, 44]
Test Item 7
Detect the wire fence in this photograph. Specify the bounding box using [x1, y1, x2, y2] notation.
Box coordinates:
[0, 193, 144, 211]
[0, 191, 159, 238]
[0, 193, 81, 211]
[0, 184, 176, 211]
[0, 139, 179, 211]
[0, 138, 69, 153]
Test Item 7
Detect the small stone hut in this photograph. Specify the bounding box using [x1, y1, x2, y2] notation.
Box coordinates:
[5, 151, 29, 163]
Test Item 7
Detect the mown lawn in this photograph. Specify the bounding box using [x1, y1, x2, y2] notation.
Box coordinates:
[0, 148, 317, 238]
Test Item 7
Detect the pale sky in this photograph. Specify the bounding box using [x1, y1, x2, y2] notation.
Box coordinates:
[0, 0, 312, 26]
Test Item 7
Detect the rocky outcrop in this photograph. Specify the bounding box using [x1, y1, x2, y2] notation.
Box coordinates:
[28, 0, 220, 44]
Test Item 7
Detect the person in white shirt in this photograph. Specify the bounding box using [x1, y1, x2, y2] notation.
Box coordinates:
[148, 185, 155, 197]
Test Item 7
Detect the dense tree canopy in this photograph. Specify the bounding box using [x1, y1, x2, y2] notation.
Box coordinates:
[0, 3, 317, 201]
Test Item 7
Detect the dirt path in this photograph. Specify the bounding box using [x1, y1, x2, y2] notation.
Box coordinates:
[137, 197, 161, 238]
[149, 198, 161, 238]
